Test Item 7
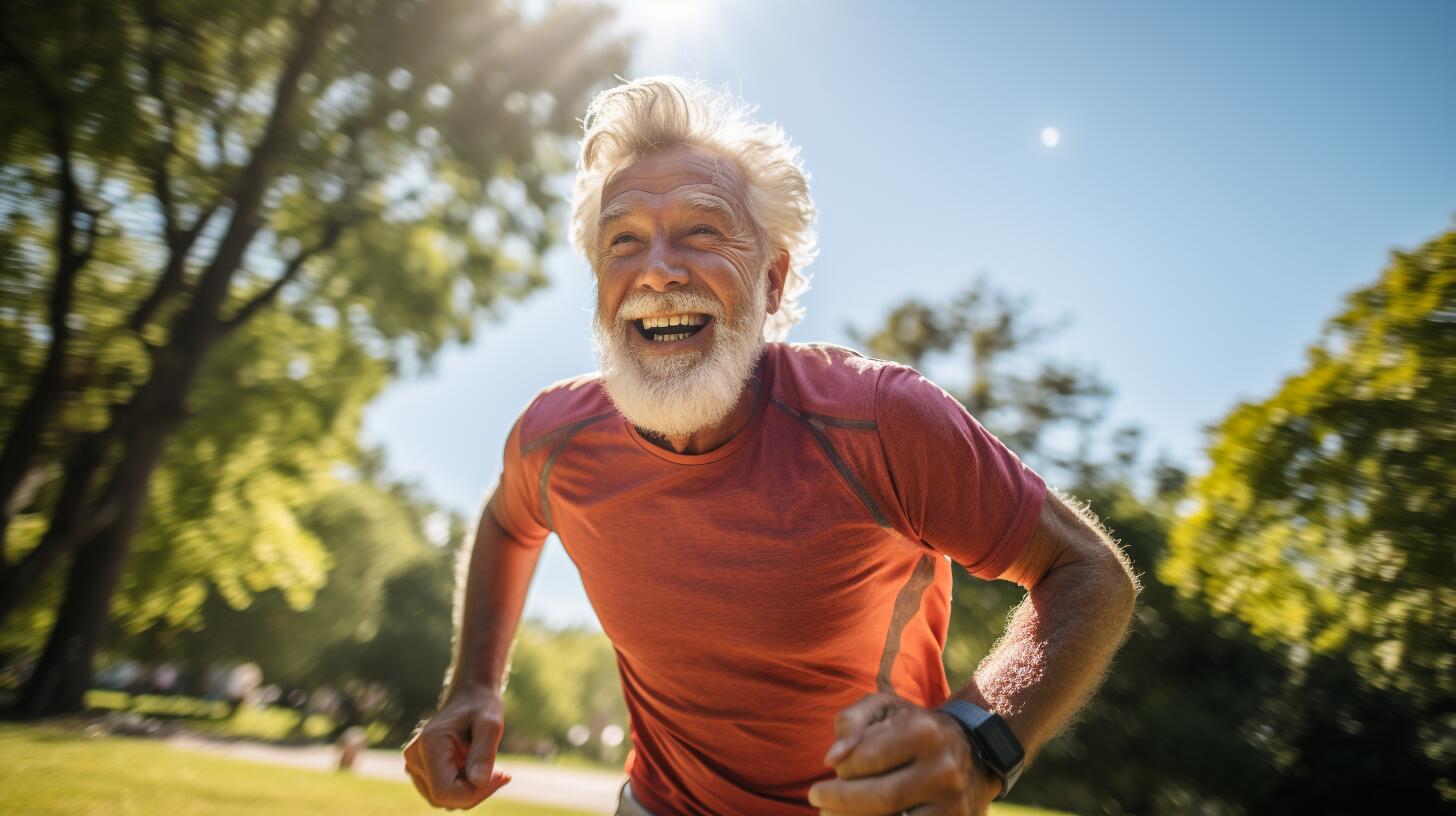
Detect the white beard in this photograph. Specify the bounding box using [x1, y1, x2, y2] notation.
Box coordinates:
[592, 274, 768, 440]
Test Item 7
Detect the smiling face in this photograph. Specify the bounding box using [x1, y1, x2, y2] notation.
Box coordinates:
[590, 144, 787, 439]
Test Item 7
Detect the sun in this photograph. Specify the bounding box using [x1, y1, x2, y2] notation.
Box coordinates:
[1040, 126, 1061, 148]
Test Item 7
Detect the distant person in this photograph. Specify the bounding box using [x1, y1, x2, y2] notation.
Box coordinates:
[337, 725, 368, 773]
[404, 76, 1138, 816]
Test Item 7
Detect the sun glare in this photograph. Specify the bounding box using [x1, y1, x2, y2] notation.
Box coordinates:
[1040, 126, 1061, 148]
[613, 0, 717, 33]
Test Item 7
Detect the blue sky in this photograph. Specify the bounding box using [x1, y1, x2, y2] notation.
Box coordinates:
[364, 0, 1456, 627]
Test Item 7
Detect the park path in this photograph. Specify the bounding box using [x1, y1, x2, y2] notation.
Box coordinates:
[165, 733, 626, 814]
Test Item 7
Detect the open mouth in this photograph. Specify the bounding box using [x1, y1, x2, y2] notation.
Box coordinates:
[633, 313, 712, 343]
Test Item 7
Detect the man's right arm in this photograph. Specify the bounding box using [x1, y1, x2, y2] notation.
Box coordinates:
[403, 488, 543, 809]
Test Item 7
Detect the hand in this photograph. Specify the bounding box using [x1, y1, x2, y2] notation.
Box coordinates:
[403, 685, 512, 809]
[808, 692, 1001, 816]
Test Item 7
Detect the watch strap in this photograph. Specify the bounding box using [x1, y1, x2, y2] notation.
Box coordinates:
[937, 699, 1025, 801]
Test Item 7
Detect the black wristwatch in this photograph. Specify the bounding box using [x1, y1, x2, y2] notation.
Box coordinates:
[936, 699, 1026, 801]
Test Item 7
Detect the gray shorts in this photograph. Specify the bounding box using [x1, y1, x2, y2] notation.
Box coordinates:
[615, 781, 658, 816]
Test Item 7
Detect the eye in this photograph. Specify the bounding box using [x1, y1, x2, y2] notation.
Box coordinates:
[610, 233, 638, 246]
[689, 224, 719, 236]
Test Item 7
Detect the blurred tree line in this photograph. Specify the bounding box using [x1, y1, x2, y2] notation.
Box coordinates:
[0, 0, 626, 717]
[851, 226, 1453, 813]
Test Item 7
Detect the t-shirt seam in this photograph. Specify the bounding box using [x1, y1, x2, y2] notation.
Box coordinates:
[872, 362, 918, 541]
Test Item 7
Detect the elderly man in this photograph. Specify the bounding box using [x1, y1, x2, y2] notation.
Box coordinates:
[404, 76, 1138, 816]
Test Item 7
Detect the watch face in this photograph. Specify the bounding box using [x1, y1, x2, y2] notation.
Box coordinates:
[978, 718, 1025, 767]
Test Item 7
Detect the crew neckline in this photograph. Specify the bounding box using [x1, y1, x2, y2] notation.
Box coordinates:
[623, 350, 775, 465]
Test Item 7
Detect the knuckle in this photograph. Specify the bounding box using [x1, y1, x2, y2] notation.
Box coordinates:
[908, 712, 939, 743]
[473, 716, 504, 737]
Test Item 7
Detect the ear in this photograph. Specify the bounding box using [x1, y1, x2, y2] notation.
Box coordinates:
[765, 249, 790, 315]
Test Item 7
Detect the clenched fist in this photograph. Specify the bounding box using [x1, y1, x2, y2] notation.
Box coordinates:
[808, 692, 1001, 816]
[403, 686, 512, 810]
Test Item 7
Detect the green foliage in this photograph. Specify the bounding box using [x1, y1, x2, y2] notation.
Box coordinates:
[1165, 226, 1456, 708]
[348, 554, 458, 737]
[502, 622, 629, 763]
[121, 310, 391, 633]
[160, 479, 437, 687]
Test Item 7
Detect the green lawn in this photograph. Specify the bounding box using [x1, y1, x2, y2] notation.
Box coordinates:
[83, 690, 381, 745]
[0, 722, 592, 816]
[0, 721, 1071, 816]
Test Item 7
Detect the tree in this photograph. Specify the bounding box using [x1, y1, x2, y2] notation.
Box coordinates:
[159, 478, 441, 688]
[500, 621, 629, 762]
[0, 0, 628, 716]
[1165, 223, 1456, 805]
[347, 554, 458, 744]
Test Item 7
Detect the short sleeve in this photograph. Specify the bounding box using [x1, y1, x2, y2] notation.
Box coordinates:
[487, 410, 550, 548]
[875, 364, 1047, 579]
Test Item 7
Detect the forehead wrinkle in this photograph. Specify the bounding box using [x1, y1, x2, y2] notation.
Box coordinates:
[600, 146, 749, 204]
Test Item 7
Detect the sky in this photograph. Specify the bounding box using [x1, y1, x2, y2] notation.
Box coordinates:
[363, 0, 1456, 627]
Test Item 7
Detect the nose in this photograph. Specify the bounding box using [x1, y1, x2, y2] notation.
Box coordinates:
[635, 234, 688, 292]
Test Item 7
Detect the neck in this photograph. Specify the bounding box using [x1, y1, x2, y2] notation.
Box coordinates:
[638, 370, 764, 455]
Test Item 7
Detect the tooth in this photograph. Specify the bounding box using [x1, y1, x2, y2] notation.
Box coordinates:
[668, 315, 680, 327]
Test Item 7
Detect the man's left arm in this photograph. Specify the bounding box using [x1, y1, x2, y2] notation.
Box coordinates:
[809, 490, 1139, 815]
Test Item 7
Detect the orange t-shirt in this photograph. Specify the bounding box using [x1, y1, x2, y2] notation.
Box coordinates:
[490, 342, 1046, 816]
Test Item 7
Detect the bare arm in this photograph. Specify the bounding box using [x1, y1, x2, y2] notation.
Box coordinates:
[445, 492, 545, 697]
[811, 490, 1139, 815]
[955, 490, 1140, 777]
[404, 488, 544, 809]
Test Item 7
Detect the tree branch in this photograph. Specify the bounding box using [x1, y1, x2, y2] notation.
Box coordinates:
[182, 1, 332, 334]
[139, 0, 183, 243]
[126, 200, 220, 334]
[0, 25, 100, 559]
[221, 218, 348, 333]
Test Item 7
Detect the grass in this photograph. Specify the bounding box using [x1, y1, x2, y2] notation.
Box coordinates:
[0, 722, 594, 816]
[0, 721, 1072, 816]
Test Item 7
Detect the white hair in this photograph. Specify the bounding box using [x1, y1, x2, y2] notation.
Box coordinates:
[570, 76, 818, 343]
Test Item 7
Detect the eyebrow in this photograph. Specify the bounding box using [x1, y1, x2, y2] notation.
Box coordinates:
[681, 193, 739, 229]
[596, 193, 741, 238]
[597, 199, 636, 235]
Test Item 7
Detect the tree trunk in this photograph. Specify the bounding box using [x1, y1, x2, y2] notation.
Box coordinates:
[12, 357, 192, 718]
[0, 346, 71, 550]
[0, 430, 109, 626]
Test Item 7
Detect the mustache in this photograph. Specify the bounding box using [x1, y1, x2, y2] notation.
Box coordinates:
[613, 289, 725, 323]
